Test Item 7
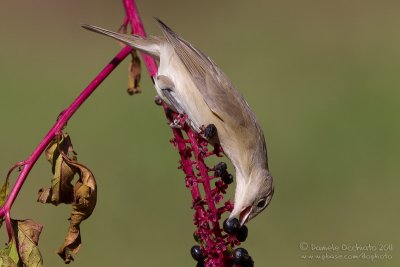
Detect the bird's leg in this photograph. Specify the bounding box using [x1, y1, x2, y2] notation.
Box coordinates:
[169, 118, 182, 129]
[169, 113, 188, 129]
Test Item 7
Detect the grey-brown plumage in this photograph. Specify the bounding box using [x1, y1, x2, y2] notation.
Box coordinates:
[82, 19, 274, 225]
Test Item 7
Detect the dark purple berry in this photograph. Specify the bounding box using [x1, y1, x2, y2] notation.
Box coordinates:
[191, 245, 204, 262]
[214, 162, 227, 177]
[154, 95, 163, 105]
[222, 173, 234, 184]
[204, 124, 217, 139]
[233, 248, 250, 264]
[223, 218, 240, 234]
[236, 225, 248, 242]
[244, 256, 254, 267]
[196, 261, 205, 267]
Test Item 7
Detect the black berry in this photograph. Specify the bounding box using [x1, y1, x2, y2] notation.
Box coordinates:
[223, 218, 240, 234]
[154, 95, 163, 105]
[204, 124, 217, 139]
[244, 256, 254, 267]
[191, 245, 204, 262]
[214, 162, 227, 177]
[236, 225, 248, 242]
[222, 173, 234, 184]
[233, 248, 250, 264]
[196, 261, 205, 267]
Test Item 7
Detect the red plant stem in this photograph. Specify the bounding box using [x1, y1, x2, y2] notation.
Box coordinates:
[187, 131, 221, 235]
[170, 124, 201, 201]
[0, 46, 133, 219]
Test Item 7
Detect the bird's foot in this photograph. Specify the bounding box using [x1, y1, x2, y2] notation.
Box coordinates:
[169, 118, 182, 129]
[169, 113, 188, 128]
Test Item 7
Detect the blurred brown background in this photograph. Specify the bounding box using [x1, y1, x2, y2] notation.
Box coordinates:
[1, 0, 399, 266]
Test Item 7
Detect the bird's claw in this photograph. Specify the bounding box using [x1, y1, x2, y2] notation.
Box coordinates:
[169, 118, 182, 128]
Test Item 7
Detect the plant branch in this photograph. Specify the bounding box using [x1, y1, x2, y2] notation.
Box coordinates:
[0, 46, 133, 221]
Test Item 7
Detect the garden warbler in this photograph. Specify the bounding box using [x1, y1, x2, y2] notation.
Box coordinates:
[82, 19, 274, 225]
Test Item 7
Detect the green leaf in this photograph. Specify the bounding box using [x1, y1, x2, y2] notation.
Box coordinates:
[0, 250, 18, 267]
[0, 239, 19, 267]
[0, 255, 18, 267]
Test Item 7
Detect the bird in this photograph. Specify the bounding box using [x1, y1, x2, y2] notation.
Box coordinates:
[82, 18, 274, 225]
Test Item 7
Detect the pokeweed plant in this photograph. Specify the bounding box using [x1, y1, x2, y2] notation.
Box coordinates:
[0, 0, 255, 266]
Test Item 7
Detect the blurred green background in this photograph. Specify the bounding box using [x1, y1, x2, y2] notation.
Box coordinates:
[1, 0, 399, 266]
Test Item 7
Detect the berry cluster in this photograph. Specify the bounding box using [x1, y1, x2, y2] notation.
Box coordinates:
[165, 110, 254, 266]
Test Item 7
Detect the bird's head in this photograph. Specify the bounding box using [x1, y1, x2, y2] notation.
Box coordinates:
[229, 171, 274, 226]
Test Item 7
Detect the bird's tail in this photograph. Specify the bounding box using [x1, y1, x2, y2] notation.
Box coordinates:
[81, 24, 160, 58]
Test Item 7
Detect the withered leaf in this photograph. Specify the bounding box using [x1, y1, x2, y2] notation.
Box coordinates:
[38, 132, 97, 263]
[11, 219, 44, 267]
[0, 219, 43, 267]
[57, 157, 97, 264]
[116, 23, 142, 95]
[127, 49, 142, 95]
[38, 133, 76, 205]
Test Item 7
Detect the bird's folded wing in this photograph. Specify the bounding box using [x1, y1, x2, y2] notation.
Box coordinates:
[155, 18, 255, 128]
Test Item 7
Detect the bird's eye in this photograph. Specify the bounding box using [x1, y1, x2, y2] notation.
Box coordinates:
[257, 199, 266, 208]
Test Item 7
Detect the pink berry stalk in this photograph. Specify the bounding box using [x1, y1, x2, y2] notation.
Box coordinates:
[164, 110, 241, 266]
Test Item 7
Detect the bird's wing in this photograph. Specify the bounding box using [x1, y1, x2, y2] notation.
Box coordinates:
[156, 75, 185, 113]
[155, 18, 256, 128]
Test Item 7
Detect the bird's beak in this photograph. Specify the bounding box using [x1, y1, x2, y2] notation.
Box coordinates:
[239, 206, 252, 226]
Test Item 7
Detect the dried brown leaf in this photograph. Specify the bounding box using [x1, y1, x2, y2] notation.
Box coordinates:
[115, 23, 142, 95]
[127, 49, 142, 95]
[57, 158, 97, 264]
[38, 132, 97, 263]
[38, 133, 76, 205]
